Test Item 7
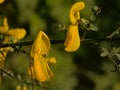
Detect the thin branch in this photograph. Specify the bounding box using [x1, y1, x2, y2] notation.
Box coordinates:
[0, 37, 120, 48]
[107, 54, 118, 66]
[0, 40, 65, 48]
[0, 68, 50, 89]
[81, 30, 88, 40]
[0, 68, 37, 86]
[82, 37, 120, 44]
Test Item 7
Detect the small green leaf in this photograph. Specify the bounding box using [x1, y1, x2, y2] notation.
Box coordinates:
[116, 54, 120, 60]
[89, 23, 98, 31]
[100, 52, 108, 57]
[100, 48, 108, 57]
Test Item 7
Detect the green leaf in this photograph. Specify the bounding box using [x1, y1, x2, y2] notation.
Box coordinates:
[100, 48, 108, 57]
[100, 52, 108, 57]
[116, 54, 120, 60]
[89, 23, 98, 31]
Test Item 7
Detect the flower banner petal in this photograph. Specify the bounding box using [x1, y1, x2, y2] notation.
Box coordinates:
[30, 31, 50, 57]
[70, 2, 85, 24]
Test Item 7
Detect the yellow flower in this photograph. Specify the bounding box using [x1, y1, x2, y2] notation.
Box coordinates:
[0, 17, 26, 69]
[0, 17, 26, 42]
[70, 2, 85, 24]
[30, 31, 50, 57]
[0, 0, 4, 4]
[64, 2, 85, 52]
[7, 28, 26, 42]
[28, 31, 56, 82]
[64, 24, 80, 52]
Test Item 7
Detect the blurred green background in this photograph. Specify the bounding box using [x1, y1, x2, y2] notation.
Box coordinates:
[0, 0, 120, 90]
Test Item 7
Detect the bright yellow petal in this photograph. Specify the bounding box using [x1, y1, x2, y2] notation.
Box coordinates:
[27, 65, 36, 79]
[0, 17, 26, 41]
[70, 2, 85, 24]
[3, 17, 9, 31]
[7, 28, 26, 40]
[33, 54, 48, 82]
[0, 48, 9, 69]
[0, 17, 9, 33]
[0, 57, 5, 69]
[64, 24, 80, 52]
[30, 31, 50, 57]
[47, 57, 56, 64]
[33, 54, 54, 82]
[0, 0, 4, 4]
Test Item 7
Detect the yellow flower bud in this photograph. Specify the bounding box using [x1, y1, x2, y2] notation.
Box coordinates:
[64, 24, 80, 52]
[70, 2, 85, 24]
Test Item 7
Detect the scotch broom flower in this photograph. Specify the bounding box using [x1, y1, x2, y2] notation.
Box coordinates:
[28, 31, 56, 82]
[0, 17, 26, 42]
[70, 2, 85, 24]
[64, 24, 80, 52]
[0, 17, 26, 69]
[64, 2, 85, 52]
